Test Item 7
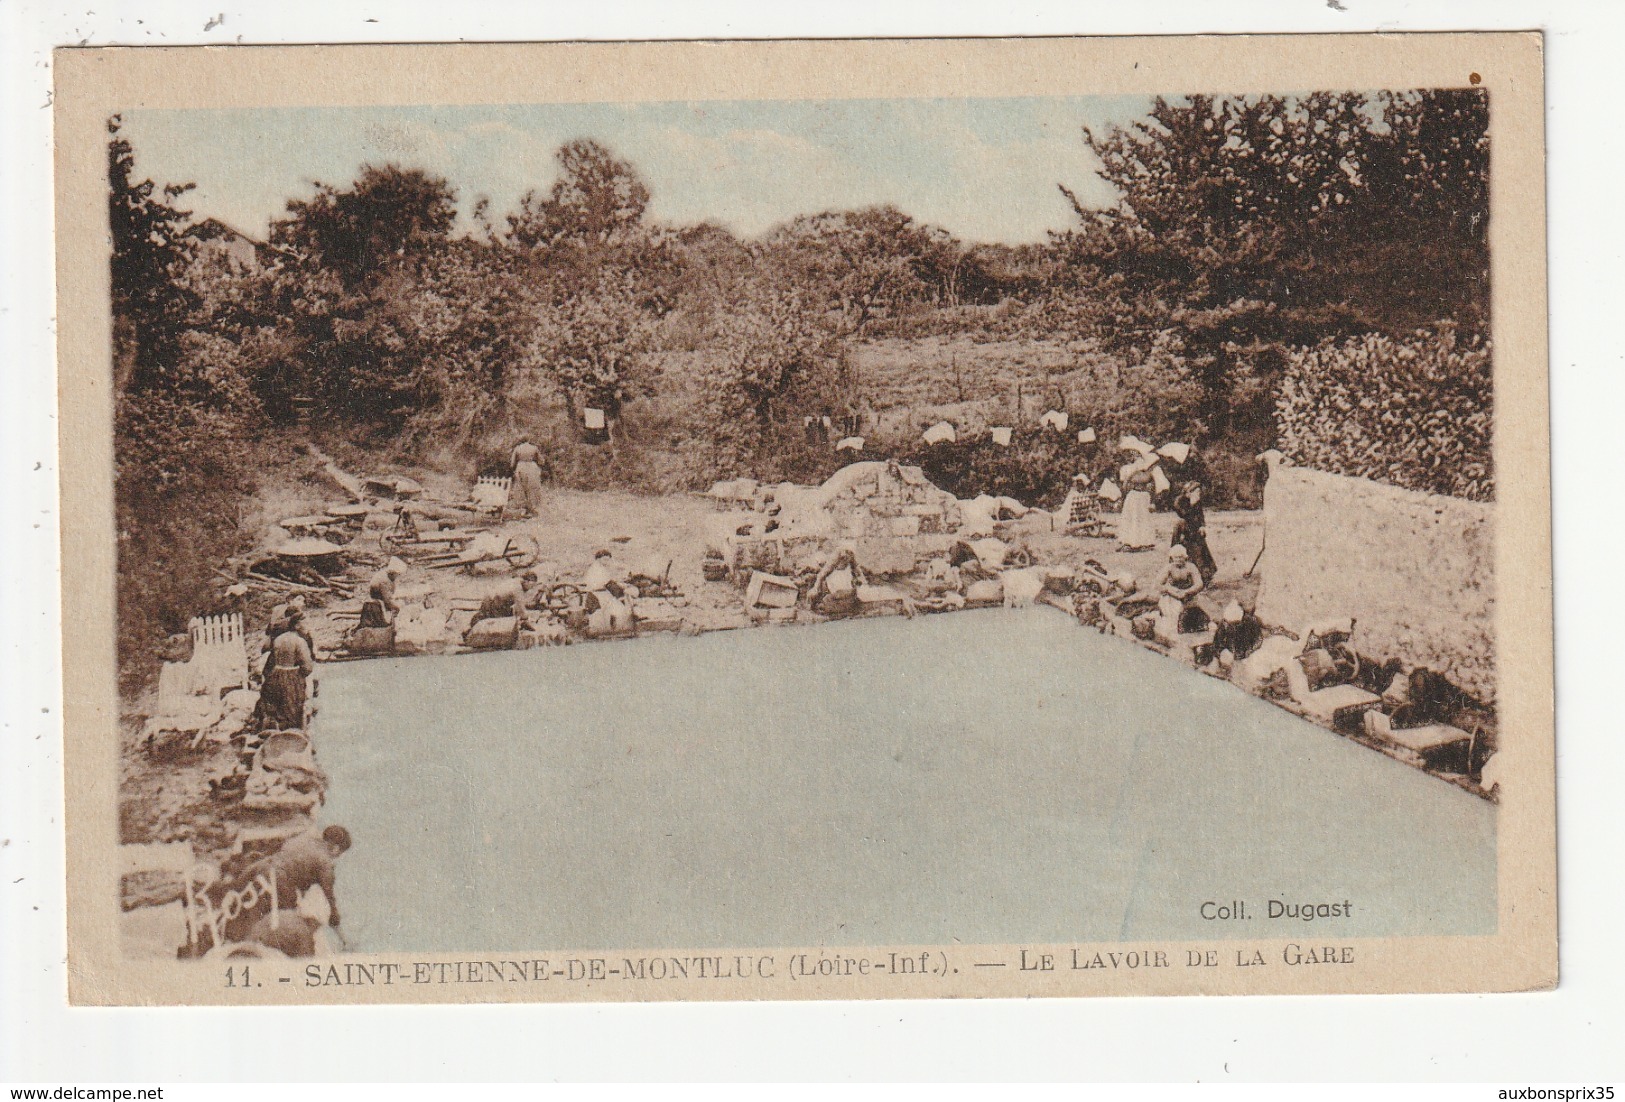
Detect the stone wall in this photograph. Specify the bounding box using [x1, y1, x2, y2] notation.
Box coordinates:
[1255, 464, 1496, 705]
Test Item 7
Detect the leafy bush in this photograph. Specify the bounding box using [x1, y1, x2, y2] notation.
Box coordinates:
[1275, 329, 1493, 501]
[115, 395, 259, 690]
[898, 429, 1104, 510]
[864, 341, 1266, 509]
[893, 427, 1263, 512]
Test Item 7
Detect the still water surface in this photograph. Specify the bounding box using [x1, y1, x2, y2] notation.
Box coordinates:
[314, 608, 1495, 952]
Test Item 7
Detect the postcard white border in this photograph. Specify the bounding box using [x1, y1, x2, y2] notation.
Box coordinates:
[4, 0, 1620, 1083]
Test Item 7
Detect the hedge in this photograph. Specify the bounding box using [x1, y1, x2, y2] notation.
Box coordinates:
[1275, 329, 1493, 502]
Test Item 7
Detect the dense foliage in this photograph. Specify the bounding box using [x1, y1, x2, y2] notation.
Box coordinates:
[1277, 329, 1493, 501]
[1054, 89, 1489, 445]
[111, 118, 266, 685]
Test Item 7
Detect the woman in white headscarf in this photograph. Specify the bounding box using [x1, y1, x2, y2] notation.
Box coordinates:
[1117, 455, 1157, 551]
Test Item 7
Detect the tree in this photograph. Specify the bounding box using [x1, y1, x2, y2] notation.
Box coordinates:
[764, 206, 957, 335]
[264, 165, 463, 424]
[109, 120, 266, 686]
[695, 277, 845, 476]
[519, 266, 655, 446]
[108, 115, 201, 394]
[506, 139, 651, 252]
[1055, 90, 1490, 437]
[380, 238, 531, 440]
[648, 220, 753, 322]
[1346, 89, 1490, 335]
[273, 164, 458, 290]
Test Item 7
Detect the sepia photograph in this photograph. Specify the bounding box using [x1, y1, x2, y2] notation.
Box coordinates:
[51, 34, 1553, 1005]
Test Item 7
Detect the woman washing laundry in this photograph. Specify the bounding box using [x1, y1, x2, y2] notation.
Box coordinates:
[1158, 545, 1206, 605]
[1197, 601, 1265, 672]
[810, 541, 866, 617]
[582, 549, 637, 634]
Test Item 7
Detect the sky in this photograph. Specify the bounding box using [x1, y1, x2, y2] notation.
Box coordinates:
[119, 95, 1158, 245]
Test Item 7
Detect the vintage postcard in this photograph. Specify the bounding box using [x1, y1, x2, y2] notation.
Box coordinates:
[55, 33, 1554, 1005]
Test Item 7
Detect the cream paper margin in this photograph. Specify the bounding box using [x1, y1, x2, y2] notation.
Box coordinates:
[53, 33, 1554, 1006]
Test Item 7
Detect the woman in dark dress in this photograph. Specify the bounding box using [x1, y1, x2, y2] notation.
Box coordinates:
[258, 610, 315, 731]
[1171, 481, 1218, 585]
